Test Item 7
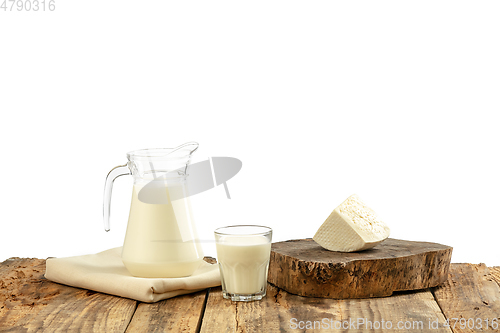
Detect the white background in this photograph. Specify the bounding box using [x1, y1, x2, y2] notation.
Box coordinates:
[1, 1, 499, 266]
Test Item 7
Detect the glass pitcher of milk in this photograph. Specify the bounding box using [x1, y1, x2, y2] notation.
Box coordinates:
[103, 142, 204, 278]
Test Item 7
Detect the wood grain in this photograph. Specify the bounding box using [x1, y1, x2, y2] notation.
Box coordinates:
[268, 238, 452, 298]
[337, 290, 452, 333]
[432, 264, 500, 333]
[201, 284, 452, 332]
[125, 289, 208, 333]
[3, 256, 499, 333]
[199, 287, 237, 333]
[489, 266, 500, 287]
[0, 258, 137, 333]
[200, 285, 322, 333]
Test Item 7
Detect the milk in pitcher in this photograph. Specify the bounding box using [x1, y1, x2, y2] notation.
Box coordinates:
[121, 181, 203, 278]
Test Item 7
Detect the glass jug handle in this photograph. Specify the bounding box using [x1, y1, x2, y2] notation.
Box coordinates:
[103, 164, 130, 231]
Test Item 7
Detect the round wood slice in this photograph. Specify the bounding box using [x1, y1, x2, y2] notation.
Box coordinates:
[268, 238, 452, 299]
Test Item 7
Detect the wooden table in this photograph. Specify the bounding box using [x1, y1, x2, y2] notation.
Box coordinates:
[1, 257, 499, 332]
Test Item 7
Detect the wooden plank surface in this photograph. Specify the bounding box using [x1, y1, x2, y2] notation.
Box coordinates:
[338, 291, 453, 333]
[125, 290, 208, 333]
[269, 238, 452, 299]
[0, 258, 136, 333]
[2, 257, 500, 333]
[125, 256, 215, 333]
[432, 264, 500, 333]
[199, 287, 237, 333]
[201, 284, 452, 332]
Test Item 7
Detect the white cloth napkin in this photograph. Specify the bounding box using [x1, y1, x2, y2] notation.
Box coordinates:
[44, 247, 221, 303]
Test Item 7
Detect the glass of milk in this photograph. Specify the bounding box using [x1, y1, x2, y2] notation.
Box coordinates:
[214, 225, 272, 301]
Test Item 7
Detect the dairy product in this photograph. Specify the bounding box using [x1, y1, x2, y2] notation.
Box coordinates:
[313, 194, 390, 252]
[121, 182, 203, 278]
[216, 235, 271, 294]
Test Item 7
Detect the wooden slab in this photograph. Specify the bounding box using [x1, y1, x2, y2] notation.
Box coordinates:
[432, 264, 500, 333]
[268, 238, 452, 299]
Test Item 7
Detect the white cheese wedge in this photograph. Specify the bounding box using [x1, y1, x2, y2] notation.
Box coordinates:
[313, 194, 390, 252]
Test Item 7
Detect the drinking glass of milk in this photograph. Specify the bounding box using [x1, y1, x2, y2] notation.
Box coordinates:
[214, 225, 272, 301]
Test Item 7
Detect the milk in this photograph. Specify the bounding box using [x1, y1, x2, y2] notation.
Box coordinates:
[216, 235, 271, 294]
[121, 182, 203, 278]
